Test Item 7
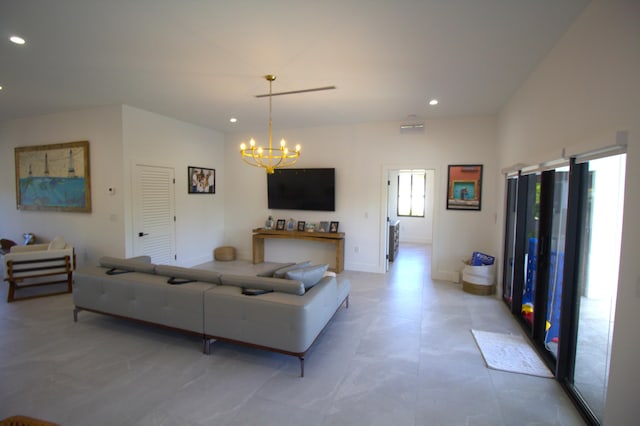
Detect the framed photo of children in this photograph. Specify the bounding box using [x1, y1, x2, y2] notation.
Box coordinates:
[188, 166, 215, 194]
[446, 164, 482, 211]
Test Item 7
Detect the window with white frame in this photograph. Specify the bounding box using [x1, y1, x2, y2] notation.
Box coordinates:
[397, 170, 426, 217]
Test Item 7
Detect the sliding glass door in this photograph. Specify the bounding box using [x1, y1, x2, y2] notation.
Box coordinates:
[501, 152, 626, 425]
[564, 154, 626, 423]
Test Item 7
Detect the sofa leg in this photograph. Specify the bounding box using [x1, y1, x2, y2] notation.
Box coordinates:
[73, 307, 82, 322]
[345, 295, 349, 309]
[299, 356, 305, 377]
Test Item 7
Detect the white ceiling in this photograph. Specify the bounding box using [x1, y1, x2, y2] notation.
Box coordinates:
[0, 0, 590, 133]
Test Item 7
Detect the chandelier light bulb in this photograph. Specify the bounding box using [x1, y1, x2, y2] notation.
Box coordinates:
[10, 35, 25, 45]
[240, 143, 246, 151]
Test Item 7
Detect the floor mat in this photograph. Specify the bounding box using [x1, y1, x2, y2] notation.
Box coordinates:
[471, 329, 553, 378]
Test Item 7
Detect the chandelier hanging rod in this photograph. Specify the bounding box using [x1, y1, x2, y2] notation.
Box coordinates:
[255, 85, 336, 98]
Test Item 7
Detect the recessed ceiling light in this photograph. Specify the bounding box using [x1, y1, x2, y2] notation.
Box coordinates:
[229, 117, 237, 123]
[428, 99, 439, 106]
[10, 35, 26, 45]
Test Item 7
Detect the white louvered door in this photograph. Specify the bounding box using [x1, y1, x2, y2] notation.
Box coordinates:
[132, 164, 177, 264]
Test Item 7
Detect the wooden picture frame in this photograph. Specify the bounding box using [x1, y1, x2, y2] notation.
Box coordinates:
[329, 221, 340, 233]
[15, 140, 91, 212]
[188, 166, 215, 194]
[276, 219, 286, 230]
[297, 221, 306, 232]
[446, 164, 483, 211]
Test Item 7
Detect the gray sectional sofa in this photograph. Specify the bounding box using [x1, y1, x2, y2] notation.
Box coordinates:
[73, 256, 350, 376]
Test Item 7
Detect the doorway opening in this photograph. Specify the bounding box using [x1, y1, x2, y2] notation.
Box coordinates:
[384, 168, 435, 272]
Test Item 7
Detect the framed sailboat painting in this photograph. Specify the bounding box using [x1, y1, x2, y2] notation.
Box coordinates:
[15, 140, 92, 212]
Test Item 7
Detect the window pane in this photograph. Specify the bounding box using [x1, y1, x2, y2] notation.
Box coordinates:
[398, 174, 411, 194]
[398, 170, 426, 217]
[411, 198, 424, 216]
[398, 199, 411, 216]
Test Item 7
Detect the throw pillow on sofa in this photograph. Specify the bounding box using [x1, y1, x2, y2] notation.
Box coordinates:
[272, 260, 312, 278]
[256, 262, 296, 277]
[285, 264, 329, 290]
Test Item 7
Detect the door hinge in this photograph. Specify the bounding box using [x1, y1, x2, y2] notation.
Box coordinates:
[173, 178, 175, 184]
[174, 216, 176, 222]
[174, 254, 177, 261]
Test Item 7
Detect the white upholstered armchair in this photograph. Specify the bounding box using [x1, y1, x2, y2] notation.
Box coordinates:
[2, 236, 75, 302]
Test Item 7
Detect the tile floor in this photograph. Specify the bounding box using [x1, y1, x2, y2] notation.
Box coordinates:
[0, 244, 585, 425]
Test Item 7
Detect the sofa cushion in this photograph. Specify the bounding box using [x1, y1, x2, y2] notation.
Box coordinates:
[272, 261, 312, 278]
[48, 236, 67, 250]
[285, 264, 329, 290]
[155, 265, 221, 285]
[99, 256, 156, 274]
[220, 274, 305, 296]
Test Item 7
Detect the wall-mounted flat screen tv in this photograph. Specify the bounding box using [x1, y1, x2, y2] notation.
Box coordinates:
[267, 168, 335, 211]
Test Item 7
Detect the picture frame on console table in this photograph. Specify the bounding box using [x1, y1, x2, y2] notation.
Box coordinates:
[297, 221, 306, 232]
[276, 219, 286, 230]
[188, 166, 215, 194]
[446, 164, 482, 211]
[329, 221, 340, 233]
[15, 140, 92, 212]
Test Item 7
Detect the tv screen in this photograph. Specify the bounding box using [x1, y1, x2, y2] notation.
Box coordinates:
[267, 168, 335, 211]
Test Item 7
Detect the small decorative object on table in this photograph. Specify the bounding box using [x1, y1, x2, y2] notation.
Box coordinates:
[318, 221, 329, 232]
[265, 216, 274, 230]
[276, 219, 286, 230]
[330, 221, 339, 233]
[23, 232, 36, 245]
[286, 218, 296, 231]
[305, 223, 316, 232]
[297, 221, 306, 232]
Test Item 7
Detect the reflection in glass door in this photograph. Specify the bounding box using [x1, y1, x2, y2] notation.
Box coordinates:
[521, 173, 540, 330]
[543, 168, 569, 360]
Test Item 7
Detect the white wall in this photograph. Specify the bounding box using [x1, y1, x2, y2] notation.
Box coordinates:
[121, 106, 226, 266]
[0, 105, 226, 268]
[0, 106, 125, 267]
[496, 0, 640, 422]
[224, 116, 498, 279]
